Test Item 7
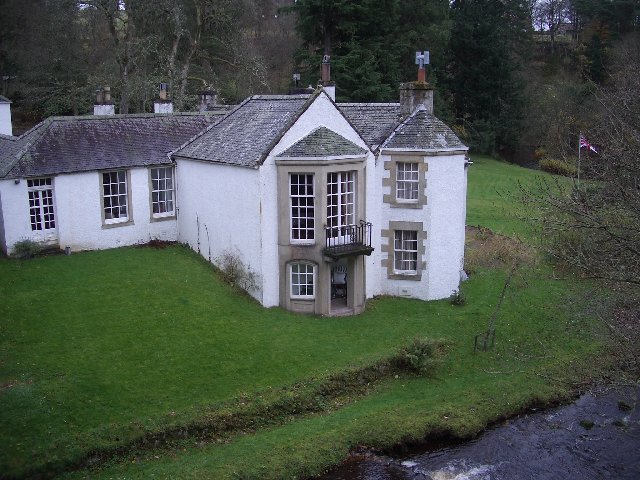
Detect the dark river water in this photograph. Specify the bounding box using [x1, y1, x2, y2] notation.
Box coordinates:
[317, 386, 640, 480]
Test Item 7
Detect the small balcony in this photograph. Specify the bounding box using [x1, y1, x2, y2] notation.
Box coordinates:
[323, 221, 374, 259]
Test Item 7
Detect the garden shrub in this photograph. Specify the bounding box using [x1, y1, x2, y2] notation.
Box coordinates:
[539, 158, 577, 177]
[12, 239, 42, 259]
[390, 337, 442, 375]
[217, 250, 258, 292]
[450, 289, 466, 306]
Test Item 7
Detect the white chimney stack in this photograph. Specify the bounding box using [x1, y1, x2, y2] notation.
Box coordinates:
[154, 83, 173, 114]
[0, 95, 14, 135]
[93, 86, 115, 116]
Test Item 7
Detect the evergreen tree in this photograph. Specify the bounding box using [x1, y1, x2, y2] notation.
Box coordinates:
[448, 0, 532, 154]
[288, 0, 451, 103]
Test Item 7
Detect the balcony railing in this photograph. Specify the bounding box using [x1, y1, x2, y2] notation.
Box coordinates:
[323, 221, 374, 259]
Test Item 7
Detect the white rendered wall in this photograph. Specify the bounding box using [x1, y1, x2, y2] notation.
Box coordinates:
[0, 168, 177, 255]
[0, 185, 8, 253]
[175, 159, 266, 304]
[424, 154, 467, 299]
[377, 152, 467, 301]
[0, 179, 58, 254]
[257, 162, 280, 307]
[262, 91, 380, 300]
[0, 103, 12, 136]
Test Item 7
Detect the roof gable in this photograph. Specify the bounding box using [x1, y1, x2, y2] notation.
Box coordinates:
[276, 126, 367, 159]
[173, 94, 314, 167]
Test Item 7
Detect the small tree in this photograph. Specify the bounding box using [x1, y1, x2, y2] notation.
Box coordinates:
[534, 35, 640, 287]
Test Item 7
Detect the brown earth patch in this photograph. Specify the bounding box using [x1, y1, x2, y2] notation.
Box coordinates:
[465, 226, 536, 273]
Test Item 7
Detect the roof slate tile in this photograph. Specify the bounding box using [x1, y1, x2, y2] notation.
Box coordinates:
[174, 95, 311, 167]
[2, 113, 223, 179]
[382, 109, 466, 151]
[277, 127, 366, 158]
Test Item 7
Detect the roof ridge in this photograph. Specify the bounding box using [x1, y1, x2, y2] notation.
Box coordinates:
[47, 111, 227, 122]
[338, 102, 400, 107]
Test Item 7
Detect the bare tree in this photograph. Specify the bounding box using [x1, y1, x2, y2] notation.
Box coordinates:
[534, 0, 571, 52]
[530, 35, 640, 286]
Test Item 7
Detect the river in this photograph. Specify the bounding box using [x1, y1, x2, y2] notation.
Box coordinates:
[317, 385, 639, 480]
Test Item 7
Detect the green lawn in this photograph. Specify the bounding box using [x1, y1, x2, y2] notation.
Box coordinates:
[466, 155, 552, 238]
[0, 156, 604, 479]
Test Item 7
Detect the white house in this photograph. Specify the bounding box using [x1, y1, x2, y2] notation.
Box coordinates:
[0, 72, 469, 316]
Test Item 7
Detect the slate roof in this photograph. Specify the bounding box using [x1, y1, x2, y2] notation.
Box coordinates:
[1, 113, 224, 179]
[337, 103, 402, 148]
[381, 108, 467, 151]
[276, 127, 367, 158]
[174, 94, 313, 167]
[0, 95, 10, 103]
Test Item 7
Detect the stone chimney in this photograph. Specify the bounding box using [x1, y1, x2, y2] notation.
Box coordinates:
[154, 83, 173, 114]
[320, 55, 335, 101]
[198, 90, 217, 112]
[400, 51, 433, 117]
[93, 86, 115, 116]
[0, 95, 12, 136]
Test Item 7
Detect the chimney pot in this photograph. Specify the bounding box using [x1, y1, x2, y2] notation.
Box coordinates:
[321, 55, 331, 84]
[103, 86, 111, 103]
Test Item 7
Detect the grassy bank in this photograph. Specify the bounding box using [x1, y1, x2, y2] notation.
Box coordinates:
[0, 157, 606, 479]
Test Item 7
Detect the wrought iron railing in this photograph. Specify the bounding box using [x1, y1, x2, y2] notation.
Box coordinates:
[324, 221, 373, 257]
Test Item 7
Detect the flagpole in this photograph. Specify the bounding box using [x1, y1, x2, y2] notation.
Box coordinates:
[577, 132, 581, 187]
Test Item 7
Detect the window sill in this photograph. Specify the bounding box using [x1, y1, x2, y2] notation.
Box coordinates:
[390, 202, 423, 209]
[388, 271, 422, 281]
[150, 214, 176, 223]
[102, 219, 134, 229]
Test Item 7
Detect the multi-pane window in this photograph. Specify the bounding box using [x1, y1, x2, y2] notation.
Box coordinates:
[327, 171, 355, 237]
[394, 230, 418, 273]
[151, 167, 175, 218]
[290, 174, 315, 242]
[102, 170, 129, 224]
[27, 178, 55, 231]
[396, 162, 419, 201]
[290, 263, 315, 298]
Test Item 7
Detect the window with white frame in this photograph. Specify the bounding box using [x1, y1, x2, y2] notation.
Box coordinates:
[27, 178, 56, 231]
[151, 167, 175, 218]
[394, 230, 418, 273]
[290, 174, 315, 242]
[102, 170, 129, 224]
[396, 162, 419, 201]
[327, 171, 355, 237]
[290, 262, 315, 298]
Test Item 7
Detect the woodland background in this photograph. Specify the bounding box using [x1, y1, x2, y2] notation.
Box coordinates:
[0, 0, 638, 163]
